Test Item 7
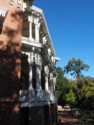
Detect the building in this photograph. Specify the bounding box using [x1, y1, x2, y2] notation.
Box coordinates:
[0, 0, 23, 125]
[0, 1, 60, 125]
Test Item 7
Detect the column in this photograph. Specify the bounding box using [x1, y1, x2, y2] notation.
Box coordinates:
[28, 16, 33, 41]
[50, 73, 54, 100]
[44, 66, 49, 91]
[36, 65, 41, 90]
[53, 77, 56, 95]
[34, 18, 41, 43]
[29, 64, 33, 90]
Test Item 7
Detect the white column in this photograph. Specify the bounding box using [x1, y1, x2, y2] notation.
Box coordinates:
[29, 21, 32, 40]
[34, 18, 41, 43]
[35, 24, 39, 42]
[29, 65, 33, 90]
[44, 66, 49, 91]
[28, 16, 33, 41]
[50, 73, 53, 81]
[45, 75, 49, 91]
[36, 65, 41, 90]
[53, 77, 56, 93]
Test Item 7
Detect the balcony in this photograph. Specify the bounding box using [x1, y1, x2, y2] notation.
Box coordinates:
[22, 37, 43, 49]
[20, 89, 50, 103]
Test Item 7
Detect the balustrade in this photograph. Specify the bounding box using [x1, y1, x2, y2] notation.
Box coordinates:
[20, 90, 50, 103]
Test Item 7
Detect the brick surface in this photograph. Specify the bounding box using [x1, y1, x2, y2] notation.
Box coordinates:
[0, 1, 23, 124]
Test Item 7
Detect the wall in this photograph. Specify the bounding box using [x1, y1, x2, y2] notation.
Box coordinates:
[0, 0, 23, 124]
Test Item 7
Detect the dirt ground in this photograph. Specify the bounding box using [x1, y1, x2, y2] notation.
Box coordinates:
[58, 108, 80, 125]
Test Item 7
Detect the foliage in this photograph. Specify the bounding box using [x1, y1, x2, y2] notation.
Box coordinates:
[56, 58, 94, 110]
[65, 89, 77, 107]
[56, 67, 70, 105]
[64, 58, 89, 79]
[78, 77, 94, 108]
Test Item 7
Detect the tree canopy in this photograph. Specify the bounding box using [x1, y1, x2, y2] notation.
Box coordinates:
[64, 58, 89, 80]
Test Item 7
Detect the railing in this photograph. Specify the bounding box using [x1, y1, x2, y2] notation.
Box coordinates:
[22, 37, 42, 48]
[20, 90, 51, 103]
[36, 90, 50, 101]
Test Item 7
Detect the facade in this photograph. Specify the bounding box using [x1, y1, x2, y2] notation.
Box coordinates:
[0, 1, 60, 125]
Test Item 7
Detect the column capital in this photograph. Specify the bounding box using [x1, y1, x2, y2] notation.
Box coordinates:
[34, 18, 39, 24]
[28, 16, 33, 22]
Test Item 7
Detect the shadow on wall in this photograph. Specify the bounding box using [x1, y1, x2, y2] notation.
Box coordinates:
[0, 9, 23, 125]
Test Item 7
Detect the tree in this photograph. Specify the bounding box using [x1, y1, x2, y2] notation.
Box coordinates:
[78, 77, 94, 109]
[64, 58, 89, 80]
[56, 67, 70, 106]
[65, 89, 77, 107]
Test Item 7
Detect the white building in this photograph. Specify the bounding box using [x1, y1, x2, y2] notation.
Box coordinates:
[20, 4, 60, 125]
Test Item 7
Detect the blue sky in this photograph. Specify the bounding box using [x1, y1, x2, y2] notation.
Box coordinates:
[34, 0, 94, 78]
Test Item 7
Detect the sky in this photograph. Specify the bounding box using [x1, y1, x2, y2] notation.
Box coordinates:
[34, 0, 94, 78]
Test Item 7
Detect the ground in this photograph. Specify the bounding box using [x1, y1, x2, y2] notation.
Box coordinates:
[58, 108, 80, 125]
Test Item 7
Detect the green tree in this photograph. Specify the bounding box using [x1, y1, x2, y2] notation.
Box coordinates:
[56, 67, 70, 106]
[65, 89, 77, 107]
[64, 58, 89, 80]
[78, 77, 94, 108]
